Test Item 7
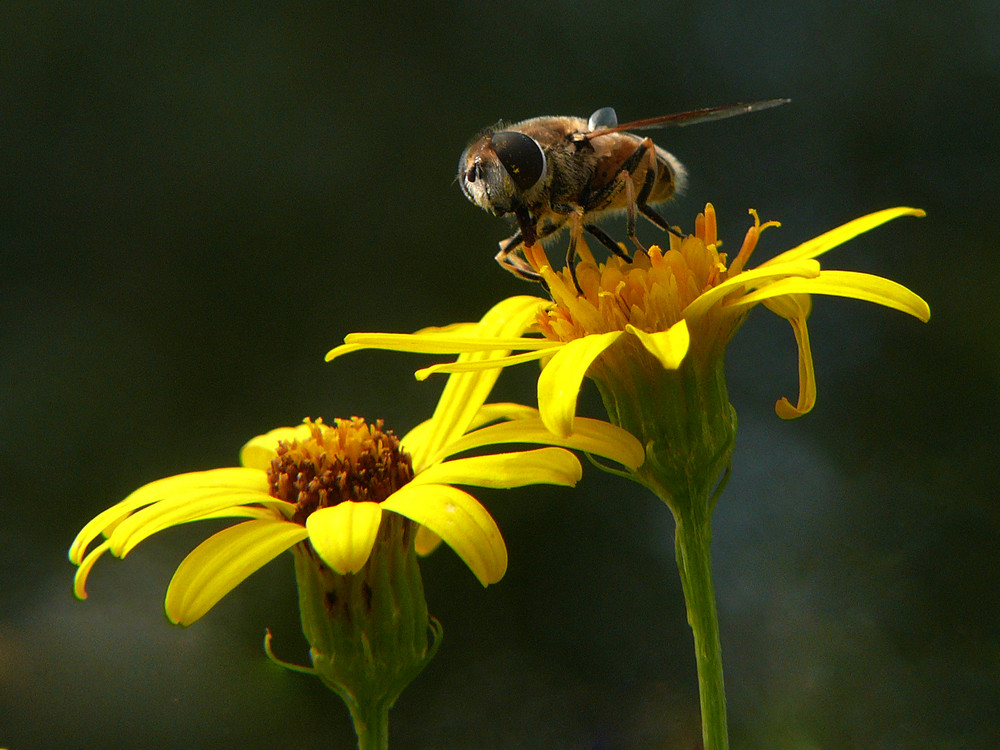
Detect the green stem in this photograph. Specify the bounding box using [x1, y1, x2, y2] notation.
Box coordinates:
[348, 698, 391, 750]
[675, 516, 728, 750]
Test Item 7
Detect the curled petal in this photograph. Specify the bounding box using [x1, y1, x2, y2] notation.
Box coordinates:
[764, 295, 817, 418]
[165, 519, 307, 626]
[72, 539, 113, 600]
[382, 484, 507, 586]
[305, 502, 384, 574]
[625, 320, 690, 370]
[537, 331, 623, 437]
[68, 468, 268, 564]
[412, 447, 582, 489]
[766, 207, 926, 265]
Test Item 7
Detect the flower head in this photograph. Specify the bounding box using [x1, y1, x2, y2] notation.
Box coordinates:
[69, 296, 642, 627]
[331, 205, 929, 437]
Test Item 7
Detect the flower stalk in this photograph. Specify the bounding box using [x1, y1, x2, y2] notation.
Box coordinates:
[593, 331, 737, 749]
[675, 515, 727, 750]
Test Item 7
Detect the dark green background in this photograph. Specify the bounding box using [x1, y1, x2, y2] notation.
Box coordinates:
[3, 2, 998, 748]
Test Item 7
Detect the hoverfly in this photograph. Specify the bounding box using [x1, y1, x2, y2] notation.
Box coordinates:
[458, 99, 789, 283]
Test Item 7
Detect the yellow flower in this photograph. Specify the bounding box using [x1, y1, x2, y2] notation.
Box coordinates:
[69, 296, 643, 627]
[322, 205, 930, 750]
[328, 205, 930, 440]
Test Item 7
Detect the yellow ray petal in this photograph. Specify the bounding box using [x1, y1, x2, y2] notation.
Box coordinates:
[765, 207, 925, 265]
[304, 502, 384, 574]
[165, 519, 307, 626]
[763, 295, 818, 418]
[72, 539, 113, 599]
[625, 320, 690, 370]
[414, 347, 554, 380]
[415, 525, 442, 556]
[469, 401, 541, 426]
[412, 321, 480, 336]
[400, 402, 541, 459]
[734, 270, 931, 322]
[68, 467, 268, 564]
[537, 331, 623, 437]
[330, 334, 552, 357]
[382, 484, 507, 586]
[411, 447, 582, 489]
[107, 488, 284, 558]
[416, 296, 549, 470]
[682, 259, 821, 321]
[438, 416, 645, 470]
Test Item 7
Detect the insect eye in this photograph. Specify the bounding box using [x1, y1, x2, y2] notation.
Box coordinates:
[490, 131, 546, 191]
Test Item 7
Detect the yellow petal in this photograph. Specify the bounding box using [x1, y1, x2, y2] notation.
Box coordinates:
[72, 538, 112, 600]
[683, 259, 821, 321]
[165, 519, 307, 626]
[734, 270, 930, 322]
[625, 320, 690, 370]
[412, 321, 481, 336]
[537, 331, 623, 437]
[415, 525, 443, 556]
[305, 502, 384, 574]
[766, 207, 925, 265]
[414, 348, 554, 380]
[68, 468, 269, 564]
[107, 487, 285, 559]
[411, 447, 582, 489]
[331, 333, 552, 357]
[763, 295, 818, 419]
[400, 402, 541, 461]
[439, 416, 645, 470]
[468, 401, 541, 426]
[382, 484, 507, 586]
[415, 296, 549, 470]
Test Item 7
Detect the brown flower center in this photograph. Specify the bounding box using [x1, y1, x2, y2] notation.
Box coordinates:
[266, 418, 414, 525]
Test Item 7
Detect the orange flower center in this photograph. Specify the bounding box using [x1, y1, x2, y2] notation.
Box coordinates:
[530, 205, 775, 342]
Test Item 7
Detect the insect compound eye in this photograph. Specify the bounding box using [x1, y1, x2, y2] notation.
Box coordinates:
[489, 131, 546, 192]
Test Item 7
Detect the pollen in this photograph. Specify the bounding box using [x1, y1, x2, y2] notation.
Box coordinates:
[267, 417, 415, 525]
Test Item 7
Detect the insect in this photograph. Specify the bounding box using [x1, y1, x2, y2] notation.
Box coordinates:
[458, 99, 789, 284]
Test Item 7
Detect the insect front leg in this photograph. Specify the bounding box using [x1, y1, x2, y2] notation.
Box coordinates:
[495, 204, 550, 283]
[496, 230, 544, 283]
